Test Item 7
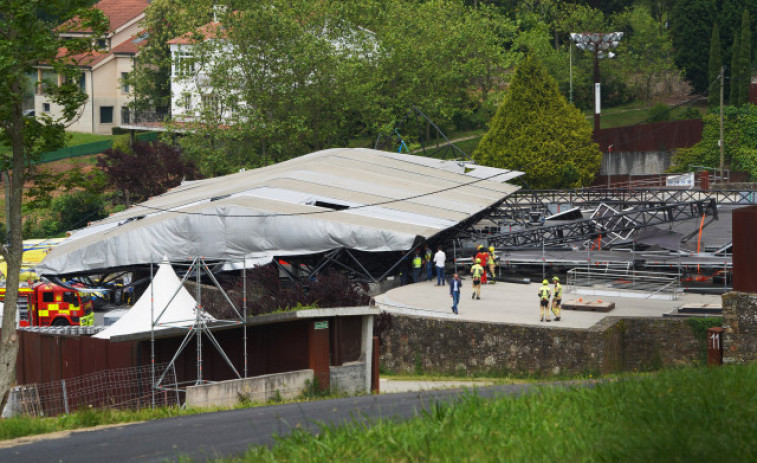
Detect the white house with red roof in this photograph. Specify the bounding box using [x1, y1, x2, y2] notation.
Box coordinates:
[35, 0, 149, 134]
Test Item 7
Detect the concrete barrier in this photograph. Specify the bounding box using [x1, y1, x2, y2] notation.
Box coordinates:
[186, 369, 314, 408]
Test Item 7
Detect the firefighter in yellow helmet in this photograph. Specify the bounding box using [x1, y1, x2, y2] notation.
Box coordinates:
[538, 279, 551, 322]
[551, 276, 562, 321]
[487, 246, 497, 283]
[471, 258, 485, 300]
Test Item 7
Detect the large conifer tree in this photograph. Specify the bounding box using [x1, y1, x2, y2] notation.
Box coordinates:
[474, 56, 600, 189]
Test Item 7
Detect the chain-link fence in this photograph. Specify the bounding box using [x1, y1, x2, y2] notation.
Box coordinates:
[6, 363, 180, 418]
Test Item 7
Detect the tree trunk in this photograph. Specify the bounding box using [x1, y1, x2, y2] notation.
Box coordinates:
[0, 80, 26, 412]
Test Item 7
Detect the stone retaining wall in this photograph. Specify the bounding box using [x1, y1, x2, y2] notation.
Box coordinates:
[723, 292, 757, 363]
[379, 315, 703, 376]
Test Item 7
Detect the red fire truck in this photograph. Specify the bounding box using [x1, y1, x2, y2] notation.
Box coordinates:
[0, 282, 92, 327]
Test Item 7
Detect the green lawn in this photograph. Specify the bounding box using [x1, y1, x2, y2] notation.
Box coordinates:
[227, 364, 756, 462]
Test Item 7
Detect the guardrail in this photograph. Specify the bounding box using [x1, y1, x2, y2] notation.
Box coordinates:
[567, 267, 681, 300]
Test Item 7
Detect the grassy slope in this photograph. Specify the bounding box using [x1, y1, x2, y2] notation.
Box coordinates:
[0, 132, 115, 156]
[237, 364, 756, 462]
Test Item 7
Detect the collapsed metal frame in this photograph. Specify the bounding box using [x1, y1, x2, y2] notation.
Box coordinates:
[505, 188, 757, 209]
[149, 257, 248, 407]
[483, 198, 717, 249]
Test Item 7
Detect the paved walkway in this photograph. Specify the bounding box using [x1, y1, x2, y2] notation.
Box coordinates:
[375, 279, 721, 330]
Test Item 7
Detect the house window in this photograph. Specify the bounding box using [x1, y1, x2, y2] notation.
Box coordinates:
[173, 50, 195, 77]
[121, 72, 129, 93]
[183, 94, 192, 110]
[96, 37, 108, 50]
[43, 103, 51, 113]
[39, 70, 57, 94]
[78, 72, 86, 92]
[100, 106, 113, 124]
[201, 94, 221, 117]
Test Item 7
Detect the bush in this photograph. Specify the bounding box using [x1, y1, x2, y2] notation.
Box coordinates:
[647, 103, 672, 122]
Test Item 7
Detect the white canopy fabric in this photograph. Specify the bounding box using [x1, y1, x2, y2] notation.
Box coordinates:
[93, 263, 213, 339]
[37, 148, 521, 276]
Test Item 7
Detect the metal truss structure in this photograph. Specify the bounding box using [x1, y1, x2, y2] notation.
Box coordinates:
[483, 199, 717, 249]
[505, 188, 757, 209]
[152, 257, 247, 403]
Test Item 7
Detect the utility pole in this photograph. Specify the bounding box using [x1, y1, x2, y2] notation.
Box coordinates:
[719, 65, 725, 184]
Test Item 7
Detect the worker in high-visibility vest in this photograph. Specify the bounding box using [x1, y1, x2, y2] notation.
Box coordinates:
[487, 246, 498, 283]
[424, 245, 433, 281]
[80, 310, 94, 327]
[474, 245, 489, 285]
[471, 258, 485, 300]
[551, 276, 562, 321]
[538, 279, 552, 322]
[412, 250, 423, 283]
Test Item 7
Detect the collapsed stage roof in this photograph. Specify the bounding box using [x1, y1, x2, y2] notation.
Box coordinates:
[37, 148, 521, 277]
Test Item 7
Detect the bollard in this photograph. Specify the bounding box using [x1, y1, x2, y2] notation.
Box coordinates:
[706, 327, 724, 366]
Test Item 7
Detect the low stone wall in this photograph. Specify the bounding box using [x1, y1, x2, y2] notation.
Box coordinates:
[186, 369, 313, 408]
[330, 362, 367, 394]
[379, 315, 703, 376]
[723, 292, 757, 363]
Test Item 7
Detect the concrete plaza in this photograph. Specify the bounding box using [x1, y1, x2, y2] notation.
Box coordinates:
[374, 278, 721, 330]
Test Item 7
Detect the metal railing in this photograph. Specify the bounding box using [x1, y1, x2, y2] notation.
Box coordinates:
[121, 108, 170, 125]
[567, 267, 681, 300]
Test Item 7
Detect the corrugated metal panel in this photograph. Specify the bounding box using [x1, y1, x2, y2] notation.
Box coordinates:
[597, 119, 702, 153]
[733, 205, 757, 293]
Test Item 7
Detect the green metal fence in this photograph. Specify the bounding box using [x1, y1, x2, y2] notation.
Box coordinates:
[36, 132, 159, 164]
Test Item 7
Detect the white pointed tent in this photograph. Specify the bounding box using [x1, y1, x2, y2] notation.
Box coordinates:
[94, 262, 213, 340]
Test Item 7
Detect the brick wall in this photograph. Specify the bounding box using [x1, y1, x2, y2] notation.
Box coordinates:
[379, 315, 702, 376]
[722, 292, 757, 363]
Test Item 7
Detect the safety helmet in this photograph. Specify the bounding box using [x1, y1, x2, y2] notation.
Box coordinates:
[489, 246, 494, 252]
[475, 258, 481, 263]
[552, 276, 559, 282]
[477, 244, 483, 250]
[542, 279, 548, 285]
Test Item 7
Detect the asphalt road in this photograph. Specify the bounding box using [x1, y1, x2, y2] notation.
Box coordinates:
[0, 383, 542, 463]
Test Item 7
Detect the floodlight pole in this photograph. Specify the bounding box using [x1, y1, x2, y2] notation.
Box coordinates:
[593, 50, 601, 137]
[569, 32, 623, 141]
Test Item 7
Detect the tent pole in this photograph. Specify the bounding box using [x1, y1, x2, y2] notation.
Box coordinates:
[150, 261, 155, 409]
[243, 258, 247, 378]
[195, 258, 203, 385]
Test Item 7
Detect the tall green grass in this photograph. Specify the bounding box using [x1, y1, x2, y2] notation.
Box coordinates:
[236, 364, 757, 462]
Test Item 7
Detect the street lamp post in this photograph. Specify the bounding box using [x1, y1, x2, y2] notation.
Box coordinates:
[569, 32, 623, 138]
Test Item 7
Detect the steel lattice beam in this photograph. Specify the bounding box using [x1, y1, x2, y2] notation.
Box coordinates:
[487, 199, 717, 249]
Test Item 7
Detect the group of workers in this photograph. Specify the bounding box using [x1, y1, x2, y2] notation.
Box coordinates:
[538, 277, 562, 322]
[469, 245, 497, 299]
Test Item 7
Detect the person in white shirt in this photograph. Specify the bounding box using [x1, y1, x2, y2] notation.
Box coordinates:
[434, 246, 446, 286]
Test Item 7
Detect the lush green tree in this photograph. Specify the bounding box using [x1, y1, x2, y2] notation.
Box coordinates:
[738, 10, 751, 106]
[708, 23, 722, 108]
[127, 0, 214, 113]
[0, 0, 107, 410]
[670, 105, 757, 180]
[613, 5, 681, 105]
[730, 32, 740, 105]
[173, 0, 516, 176]
[474, 55, 600, 189]
[671, 0, 716, 94]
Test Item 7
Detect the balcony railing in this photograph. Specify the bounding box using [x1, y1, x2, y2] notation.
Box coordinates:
[121, 108, 170, 125]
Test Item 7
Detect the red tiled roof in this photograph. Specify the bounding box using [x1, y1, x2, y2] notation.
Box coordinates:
[167, 22, 225, 45]
[112, 37, 140, 54]
[63, 0, 148, 34]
